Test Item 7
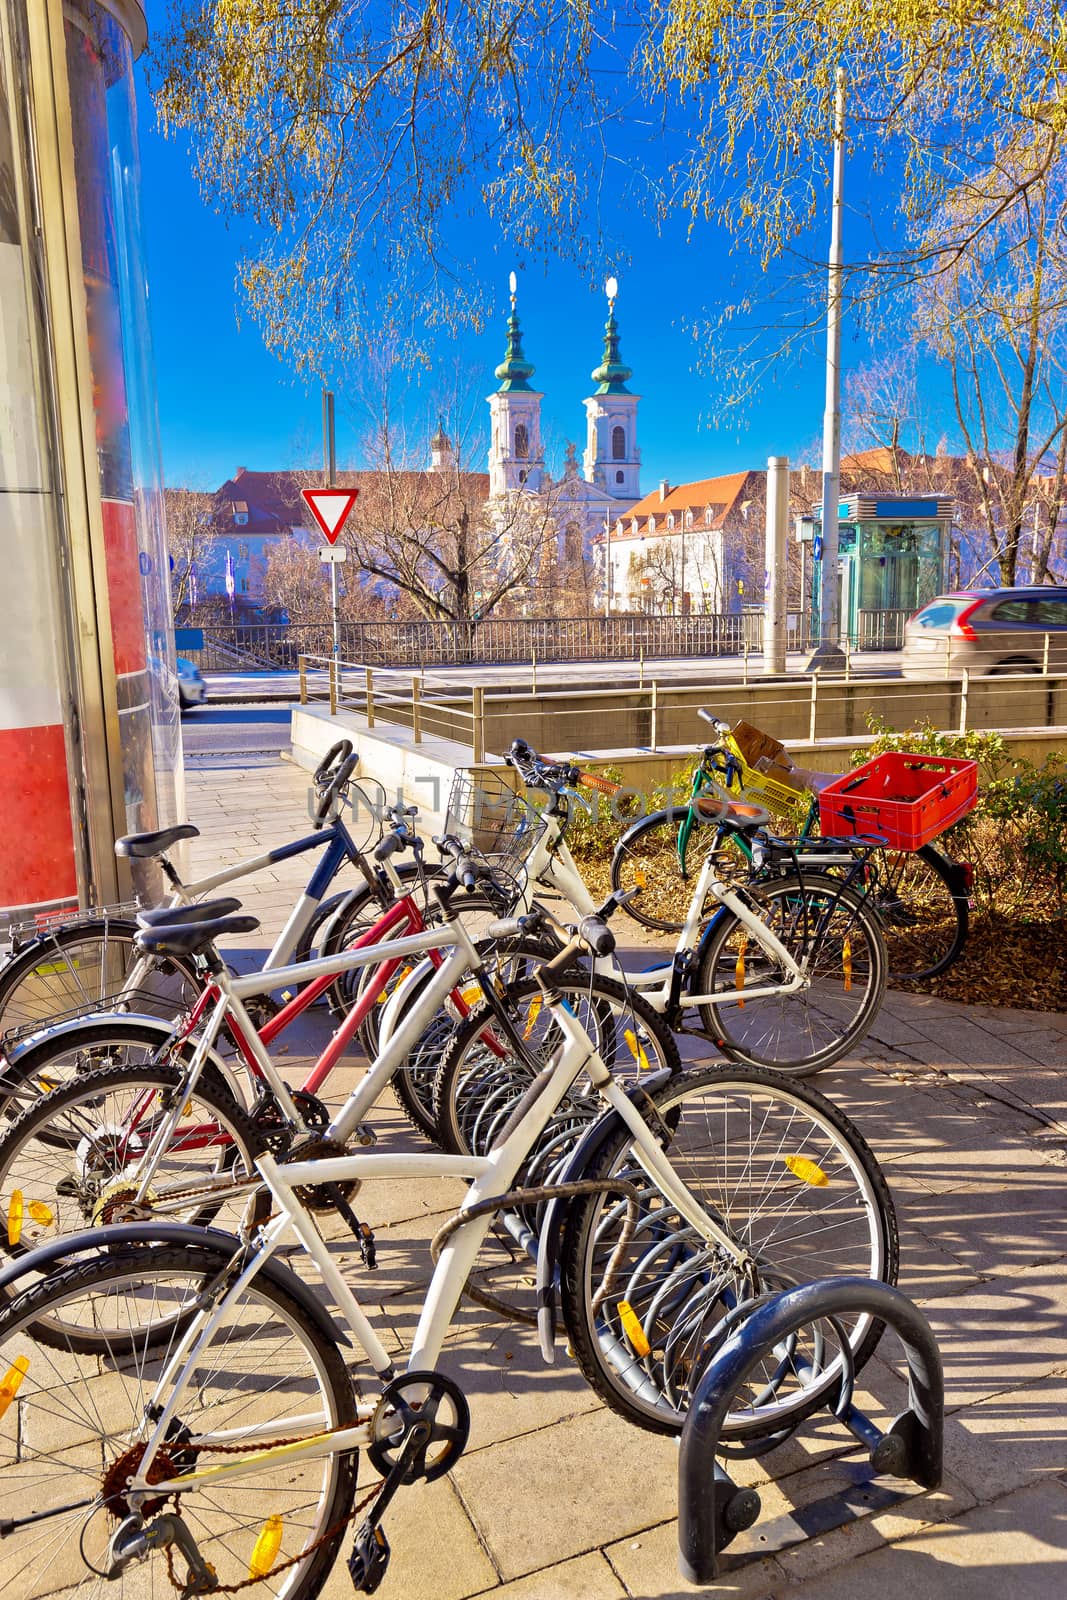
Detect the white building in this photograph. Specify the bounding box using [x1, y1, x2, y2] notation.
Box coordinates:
[486, 283, 641, 564]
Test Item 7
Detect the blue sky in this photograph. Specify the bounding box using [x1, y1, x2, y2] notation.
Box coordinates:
[135, 66, 858, 493]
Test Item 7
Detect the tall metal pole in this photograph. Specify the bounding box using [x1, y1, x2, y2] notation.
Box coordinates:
[322, 389, 340, 659]
[763, 456, 789, 673]
[807, 66, 847, 672]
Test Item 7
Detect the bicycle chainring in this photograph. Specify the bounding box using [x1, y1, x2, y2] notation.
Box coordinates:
[366, 1372, 470, 1484]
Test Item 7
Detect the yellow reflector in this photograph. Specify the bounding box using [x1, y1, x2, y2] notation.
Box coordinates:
[633, 868, 647, 890]
[624, 1029, 651, 1072]
[181, 1101, 194, 1117]
[784, 1155, 829, 1187]
[460, 984, 484, 1007]
[379, 966, 412, 1004]
[0, 1356, 29, 1420]
[618, 1299, 651, 1358]
[842, 935, 853, 992]
[38, 1077, 58, 1093]
[522, 996, 543, 1040]
[248, 1514, 283, 1580]
[734, 937, 747, 1009]
[27, 1201, 53, 1227]
[7, 1191, 23, 1246]
[31, 960, 80, 977]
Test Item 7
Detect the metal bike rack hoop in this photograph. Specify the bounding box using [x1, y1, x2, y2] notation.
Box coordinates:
[678, 1277, 943, 1585]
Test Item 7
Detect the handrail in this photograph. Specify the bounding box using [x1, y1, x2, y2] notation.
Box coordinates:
[677, 1277, 943, 1584]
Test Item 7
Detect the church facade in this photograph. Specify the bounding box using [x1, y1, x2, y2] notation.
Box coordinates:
[485, 283, 642, 570]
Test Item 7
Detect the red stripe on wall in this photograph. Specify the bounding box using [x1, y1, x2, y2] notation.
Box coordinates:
[101, 497, 146, 676]
[0, 724, 78, 907]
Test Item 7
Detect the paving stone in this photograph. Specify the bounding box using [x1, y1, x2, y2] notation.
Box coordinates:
[920, 1269, 1067, 1411]
[466, 1551, 626, 1599]
[319, 1474, 497, 1600]
[776, 1477, 1067, 1600]
[604, 1515, 786, 1599]
[451, 1405, 682, 1580]
[942, 1373, 1067, 1502]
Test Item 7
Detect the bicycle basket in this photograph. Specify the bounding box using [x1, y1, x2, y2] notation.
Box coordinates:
[720, 730, 810, 821]
[445, 770, 541, 863]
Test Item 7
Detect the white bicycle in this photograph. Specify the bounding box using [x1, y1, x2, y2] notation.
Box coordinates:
[0, 884, 896, 1600]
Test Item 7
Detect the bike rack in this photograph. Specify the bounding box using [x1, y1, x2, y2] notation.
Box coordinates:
[677, 1277, 943, 1586]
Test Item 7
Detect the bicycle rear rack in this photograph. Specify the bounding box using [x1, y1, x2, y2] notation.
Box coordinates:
[677, 1276, 943, 1586]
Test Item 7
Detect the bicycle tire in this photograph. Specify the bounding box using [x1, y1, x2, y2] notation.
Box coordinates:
[0, 1014, 239, 1124]
[559, 1063, 898, 1440]
[609, 807, 697, 932]
[0, 1059, 263, 1344]
[875, 843, 969, 982]
[386, 935, 563, 1142]
[434, 972, 682, 1161]
[694, 874, 887, 1075]
[0, 1245, 358, 1600]
[0, 917, 200, 1044]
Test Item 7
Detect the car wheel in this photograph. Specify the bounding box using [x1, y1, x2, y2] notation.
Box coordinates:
[990, 657, 1040, 675]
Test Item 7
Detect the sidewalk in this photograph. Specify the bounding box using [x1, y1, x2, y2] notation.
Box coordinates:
[185, 757, 1067, 1600]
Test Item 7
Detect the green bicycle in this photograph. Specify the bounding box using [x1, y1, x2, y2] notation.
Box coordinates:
[610, 712, 971, 982]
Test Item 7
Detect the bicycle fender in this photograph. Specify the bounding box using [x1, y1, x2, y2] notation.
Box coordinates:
[610, 807, 692, 875]
[0, 1221, 351, 1348]
[533, 1068, 673, 1364]
[2, 1012, 245, 1107]
[692, 901, 735, 971]
[378, 956, 436, 1051]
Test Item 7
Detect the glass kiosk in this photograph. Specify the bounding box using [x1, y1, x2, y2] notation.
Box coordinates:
[805, 494, 953, 649]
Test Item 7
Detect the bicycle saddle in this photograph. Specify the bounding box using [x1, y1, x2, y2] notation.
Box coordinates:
[135, 915, 260, 959]
[115, 823, 200, 859]
[136, 897, 242, 929]
[694, 795, 772, 832]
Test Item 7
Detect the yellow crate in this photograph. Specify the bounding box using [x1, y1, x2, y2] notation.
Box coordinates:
[721, 730, 811, 820]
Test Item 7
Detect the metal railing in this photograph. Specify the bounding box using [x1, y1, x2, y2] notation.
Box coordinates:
[182, 609, 916, 672]
[297, 648, 1067, 765]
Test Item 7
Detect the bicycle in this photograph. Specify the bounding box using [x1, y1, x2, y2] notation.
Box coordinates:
[0, 902, 896, 1599]
[610, 711, 971, 981]
[0, 741, 370, 1043]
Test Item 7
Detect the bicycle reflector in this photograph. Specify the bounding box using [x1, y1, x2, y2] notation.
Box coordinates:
[7, 1190, 22, 1245]
[522, 996, 543, 1039]
[783, 1155, 829, 1187]
[0, 1356, 29, 1421]
[27, 1199, 53, 1226]
[249, 1515, 284, 1580]
[624, 1029, 651, 1072]
[617, 1299, 651, 1358]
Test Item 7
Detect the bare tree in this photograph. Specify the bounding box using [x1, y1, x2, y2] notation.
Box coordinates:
[163, 488, 214, 618]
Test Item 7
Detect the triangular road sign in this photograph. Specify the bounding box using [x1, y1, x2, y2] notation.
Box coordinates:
[301, 487, 359, 545]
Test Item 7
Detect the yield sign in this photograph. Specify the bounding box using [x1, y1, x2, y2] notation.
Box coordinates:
[301, 487, 359, 545]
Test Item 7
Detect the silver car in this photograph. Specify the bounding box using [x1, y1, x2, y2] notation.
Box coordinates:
[901, 587, 1067, 676]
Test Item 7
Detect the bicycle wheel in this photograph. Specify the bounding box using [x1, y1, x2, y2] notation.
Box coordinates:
[610, 807, 696, 932]
[0, 1016, 233, 1125]
[0, 918, 200, 1042]
[559, 1064, 897, 1440]
[873, 844, 968, 982]
[434, 974, 681, 1171]
[0, 1061, 263, 1342]
[0, 1245, 358, 1599]
[694, 875, 887, 1075]
[386, 936, 558, 1143]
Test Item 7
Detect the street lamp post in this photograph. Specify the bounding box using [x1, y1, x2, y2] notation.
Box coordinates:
[807, 66, 848, 672]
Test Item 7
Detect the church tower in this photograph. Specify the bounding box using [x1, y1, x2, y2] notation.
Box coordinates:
[488, 275, 544, 498]
[583, 278, 640, 500]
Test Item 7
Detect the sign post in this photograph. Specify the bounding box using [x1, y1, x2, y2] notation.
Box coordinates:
[302, 468, 358, 661]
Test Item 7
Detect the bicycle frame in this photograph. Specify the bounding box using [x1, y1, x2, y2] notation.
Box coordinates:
[125, 992, 752, 1504]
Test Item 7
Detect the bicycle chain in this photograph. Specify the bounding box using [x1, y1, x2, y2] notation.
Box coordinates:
[159, 1427, 375, 1596]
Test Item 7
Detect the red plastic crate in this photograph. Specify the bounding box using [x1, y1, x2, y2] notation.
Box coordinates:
[818, 752, 979, 851]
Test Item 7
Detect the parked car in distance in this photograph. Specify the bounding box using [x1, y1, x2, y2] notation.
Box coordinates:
[900, 587, 1067, 677]
[177, 655, 208, 709]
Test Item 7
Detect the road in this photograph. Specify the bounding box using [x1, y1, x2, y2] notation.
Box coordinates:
[181, 700, 295, 765]
[204, 649, 905, 702]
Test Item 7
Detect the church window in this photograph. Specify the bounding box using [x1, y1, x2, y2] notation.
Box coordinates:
[515, 422, 529, 459]
[564, 522, 582, 563]
[615, 471, 624, 484]
[518, 469, 527, 484]
[611, 425, 626, 460]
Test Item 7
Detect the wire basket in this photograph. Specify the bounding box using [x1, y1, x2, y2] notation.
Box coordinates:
[446, 770, 541, 865]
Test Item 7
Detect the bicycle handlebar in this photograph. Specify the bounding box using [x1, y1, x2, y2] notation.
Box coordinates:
[505, 737, 581, 793]
[314, 752, 359, 826]
[313, 740, 354, 785]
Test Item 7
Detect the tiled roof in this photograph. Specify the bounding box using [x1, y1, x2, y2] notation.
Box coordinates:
[609, 471, 753, 539]
[208, 467, 490, 535]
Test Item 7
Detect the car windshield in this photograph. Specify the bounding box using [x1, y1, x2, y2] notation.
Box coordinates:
[911, 599, 971, 629]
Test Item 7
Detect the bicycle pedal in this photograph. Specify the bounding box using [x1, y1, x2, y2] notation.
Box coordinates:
[347, 1522, 390, 1594]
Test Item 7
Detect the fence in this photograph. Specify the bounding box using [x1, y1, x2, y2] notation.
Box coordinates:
[184, 609, 912, 673]
[297, 645, 1067, 766]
